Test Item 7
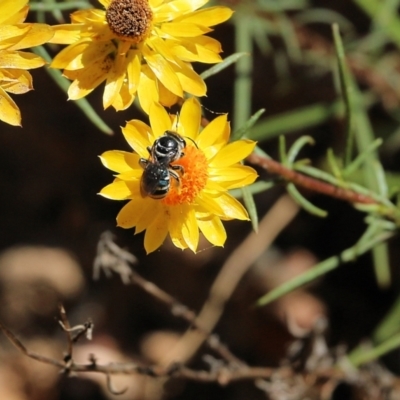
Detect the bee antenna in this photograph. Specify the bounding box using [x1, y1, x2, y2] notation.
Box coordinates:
[184, 136, 198, 148]
[201, 104, 226, 115]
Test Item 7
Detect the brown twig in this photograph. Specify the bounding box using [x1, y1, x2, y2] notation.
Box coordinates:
[0, 320, 65, 369]
[0, 319, 348, 389]
[0, 316, 277, 383]
[1, 315, 395, 398]
[0, 249, 396, 398]
[93, 232, 243, 366]
[247, 153, 377, 205]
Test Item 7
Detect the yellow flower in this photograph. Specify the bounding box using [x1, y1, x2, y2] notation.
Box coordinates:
[99, 98, 257, 254]
[49, 0, 233, 113]
[0, 0, 54, 126]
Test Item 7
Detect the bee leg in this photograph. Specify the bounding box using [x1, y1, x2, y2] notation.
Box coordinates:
[170, 164, 185, 175]
[146, 146, 152, 154]
[169, 169, 181, 189]
[139, 158, 148, 169]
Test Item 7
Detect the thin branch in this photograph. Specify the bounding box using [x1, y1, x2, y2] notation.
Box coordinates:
[93, 232, 242, 365]
[0, 321, 340, 387]
[0, 320, 65, 369]
[247, 153, 377, 205]
[58, 304, 73, 361]
[0, 318, 275, 383]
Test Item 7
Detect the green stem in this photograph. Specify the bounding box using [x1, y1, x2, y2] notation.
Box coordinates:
[30, 1, 91, 11]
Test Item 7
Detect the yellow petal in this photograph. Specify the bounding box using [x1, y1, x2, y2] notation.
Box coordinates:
[99, 0, 111, 7]
[158, 80, 179, 108]
[50, 41, 88, 69]
[99, 180, 132, 200]
[0, 25, 30, 50]
[71, 9, 106, 24]
[160, 22, 212, 37]
[0, 0, 28, 25]
[197, 215, 226, 247]
[213, 193, 249, 220]
[1, 69, 32, 94]
[99, 150, 140, 173]
[175, 7, 233, 27]
[110, 81, 135, 110]
[209, 139, 256, 168]
[153, 0, 209, 23]
[172, 60, 206, 96]
[126, 50, 141, 95]
[122, 120, 153, 159]
[0, 51, 45, 69]
[144, 212, 170, 253]
[147, 35, 178, 64]
[3, 4, 28, 25]
[67, 57, 112, 100]
[137, 66, 159, 114]
[168, 205, 189, 250]
[73, 41, 115, 69]
[196, 192, 224, 216]
[103, 63, 125, 109]
[52, 40, 114, 70]
[168, 37, 222, 63]
[170, 235, 188, 250]
[193, 35, 223, 53]
[135, 200, 163, 233]
[197, 114, 228, 151]
[0, 86, 21, 126]
[223, 173, 257, 190]
[143, 46, 183, 97]
[177, 97, 201, 140]
[116, 197, 149, 228]
[149, 102, 172, 138]
[49, 24, 83, 45]
[115, 169, 142, 180]
[209, 165, 257, 188]
[8, 23, 54, 50]
[181, 207, 199, 252]
[149, 0, 163, 8]
[203, 179, 227, 194]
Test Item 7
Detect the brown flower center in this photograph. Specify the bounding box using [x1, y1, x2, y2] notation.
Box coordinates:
[106, 0, 153, 43]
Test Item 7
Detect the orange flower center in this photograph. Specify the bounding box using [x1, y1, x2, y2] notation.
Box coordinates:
[106, 0, 153, 44]
[162, 145, 208, 206]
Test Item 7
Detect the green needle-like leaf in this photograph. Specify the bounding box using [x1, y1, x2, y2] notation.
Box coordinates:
[287, 183, 328, 217]
[256, 227, 393, 307]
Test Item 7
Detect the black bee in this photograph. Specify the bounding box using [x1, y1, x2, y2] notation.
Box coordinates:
[139, 131, 186, 199]
[139, 159, 181, 199]
[151, 130, 186, 165]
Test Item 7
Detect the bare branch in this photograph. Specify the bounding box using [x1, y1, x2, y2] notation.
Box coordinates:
[247, 154, 376, 205]
[0, 320, 65, 369]
[0, 318, 396, 398]
[93, 232, 242, 365]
